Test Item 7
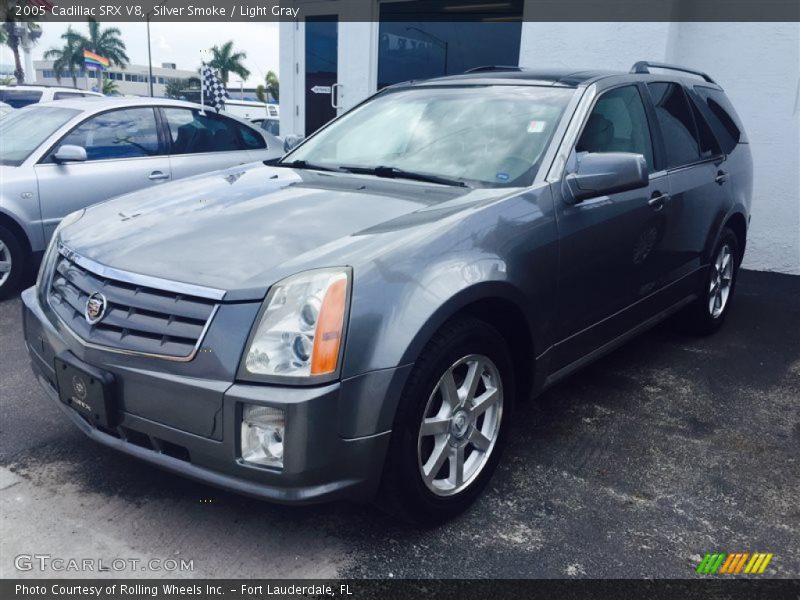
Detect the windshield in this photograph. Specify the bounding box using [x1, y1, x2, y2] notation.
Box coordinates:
[286, 85, 574, 187]
[0, 106, 79, 166]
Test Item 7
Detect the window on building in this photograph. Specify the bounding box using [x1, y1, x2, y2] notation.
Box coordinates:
[647, 82, 703, 168]
[54, 108, 162, 161]
[377, 1, 523, 89]
[576, 85, 655, 171]
[162, 108, 266, 154]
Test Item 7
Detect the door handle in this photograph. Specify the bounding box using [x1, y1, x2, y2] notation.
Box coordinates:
[331, 83, 342, 110]
[148, 171, 170, 181]
[715, 170, 729, 185]
[648, 191, 670, 210]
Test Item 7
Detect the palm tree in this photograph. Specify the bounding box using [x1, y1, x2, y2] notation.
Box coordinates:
[208, 41, 250, 84]
[43, 26, 84, 88]
[3, 20, 41, 84]
[255, 84, 266, 103]
[265, 70, 279, 102]
[77, 19, 129, 91]
[101, 78, 119, 95]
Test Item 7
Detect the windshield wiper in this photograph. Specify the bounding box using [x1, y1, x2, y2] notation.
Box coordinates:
[273, 159, 343, 172]
[340, 165, 468, 187]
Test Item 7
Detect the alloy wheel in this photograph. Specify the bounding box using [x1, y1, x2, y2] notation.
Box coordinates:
[709, 244, 733, 318]
[417, 354, 503, 497]
[0, 239, 12, 288]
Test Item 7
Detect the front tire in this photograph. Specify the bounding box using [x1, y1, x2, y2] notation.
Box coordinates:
[675, 227, 740, 336]
[378, 317, 515, 525]
[0, 224, 26, 300]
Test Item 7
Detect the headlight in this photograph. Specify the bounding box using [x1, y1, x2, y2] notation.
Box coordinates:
[242, 268, 350, 380]
[241, 404, 285, 468]
[36, 209, 84, 296]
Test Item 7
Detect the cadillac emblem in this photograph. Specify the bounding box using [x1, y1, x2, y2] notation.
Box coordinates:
[84, 292, 107, 325]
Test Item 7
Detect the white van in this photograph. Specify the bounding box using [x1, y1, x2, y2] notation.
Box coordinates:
[0, 85, 103, 108]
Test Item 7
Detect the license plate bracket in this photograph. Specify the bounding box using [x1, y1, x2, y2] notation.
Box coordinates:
[54, 354, 117, 429]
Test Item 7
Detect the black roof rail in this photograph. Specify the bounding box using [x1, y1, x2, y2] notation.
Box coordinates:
[463, 65, 524, 74]
[630, 61, 716, 84]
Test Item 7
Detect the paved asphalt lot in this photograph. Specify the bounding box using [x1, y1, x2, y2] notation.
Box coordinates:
[0, 270, 797, 579]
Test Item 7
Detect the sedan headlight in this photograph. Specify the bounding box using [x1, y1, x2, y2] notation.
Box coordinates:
[36, 209, 84, 297]
[242, 268, 350, 380]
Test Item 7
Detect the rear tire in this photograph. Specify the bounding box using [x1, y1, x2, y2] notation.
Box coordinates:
[0, 224, 26, 300]
[674, 227, 740, 336]
[377, 317, 515, 525]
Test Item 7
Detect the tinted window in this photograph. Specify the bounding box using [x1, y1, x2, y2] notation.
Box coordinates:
[163, 108, 261, 154]
[694, 87, 744, 154]
[0, 89, 43, 108]
[239, 123, 267, 149]
[687, 96, 721, 158]
[647, 82, 702, 167]
[576, 85, 654, 171]
[55, 108, 161, 161]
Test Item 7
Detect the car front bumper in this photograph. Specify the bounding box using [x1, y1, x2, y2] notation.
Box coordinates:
[21, 286, 410, 504]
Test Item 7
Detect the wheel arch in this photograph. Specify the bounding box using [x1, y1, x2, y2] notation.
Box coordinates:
[0, 210, 32, 255]
[724, 211, 748, 263]
[399, 281, 539, 402]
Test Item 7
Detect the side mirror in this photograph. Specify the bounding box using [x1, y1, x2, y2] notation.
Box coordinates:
[53, 145, 87, 163]
[283, 135, 304, 153]
[565, 152, 648, 203]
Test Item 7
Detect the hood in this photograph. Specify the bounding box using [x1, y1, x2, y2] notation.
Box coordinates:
[60, 163, 487, 300]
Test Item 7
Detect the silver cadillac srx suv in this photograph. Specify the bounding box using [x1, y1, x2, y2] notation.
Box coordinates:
[22, 63, 752, 522]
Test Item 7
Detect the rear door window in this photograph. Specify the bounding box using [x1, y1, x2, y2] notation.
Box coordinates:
[52, 107, 162, 161]
[647, 82, 703, 168]
[163, 108, 265, 154]
[693, 87, 745, 154]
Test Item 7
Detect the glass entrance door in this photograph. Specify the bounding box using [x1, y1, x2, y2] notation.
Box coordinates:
[305, 16, 338, 135]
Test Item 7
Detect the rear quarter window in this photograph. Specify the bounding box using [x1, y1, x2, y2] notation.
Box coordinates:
[693, 87, 747, 153]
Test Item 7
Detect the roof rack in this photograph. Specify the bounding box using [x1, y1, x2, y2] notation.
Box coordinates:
[630, 61, 715, 84]
[463, 65, 524, 74]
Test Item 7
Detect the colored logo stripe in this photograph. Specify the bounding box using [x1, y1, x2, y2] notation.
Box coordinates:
[697, 553, 773, 575]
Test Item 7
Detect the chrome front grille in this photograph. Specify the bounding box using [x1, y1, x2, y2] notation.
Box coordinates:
[48, 248, 219, 360]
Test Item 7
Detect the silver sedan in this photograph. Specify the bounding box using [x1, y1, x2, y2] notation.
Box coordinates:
[0, 96, 283, 296]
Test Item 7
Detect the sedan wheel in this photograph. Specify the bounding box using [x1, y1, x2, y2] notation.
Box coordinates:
[417, 354, 503, 497]
[0, 224, 26, 299]
[708, 243, 733, 318]
[0, 238, 11, 288]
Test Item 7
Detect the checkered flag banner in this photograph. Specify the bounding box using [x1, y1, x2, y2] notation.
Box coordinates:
[201, 63, 229, 113]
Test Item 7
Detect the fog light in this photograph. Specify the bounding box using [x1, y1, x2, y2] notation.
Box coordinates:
[241, 405, 285, 468]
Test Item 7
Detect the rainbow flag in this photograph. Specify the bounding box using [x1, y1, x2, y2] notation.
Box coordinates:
[83, 50, 109, 70]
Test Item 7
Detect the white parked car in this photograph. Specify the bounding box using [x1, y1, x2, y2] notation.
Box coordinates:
[0, 96, 283, 296]
[0, 101, 13, 119]
[0, 84, 103, 108]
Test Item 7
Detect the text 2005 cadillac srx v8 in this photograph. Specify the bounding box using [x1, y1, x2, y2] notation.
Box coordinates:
[22, 65, 751, 522]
